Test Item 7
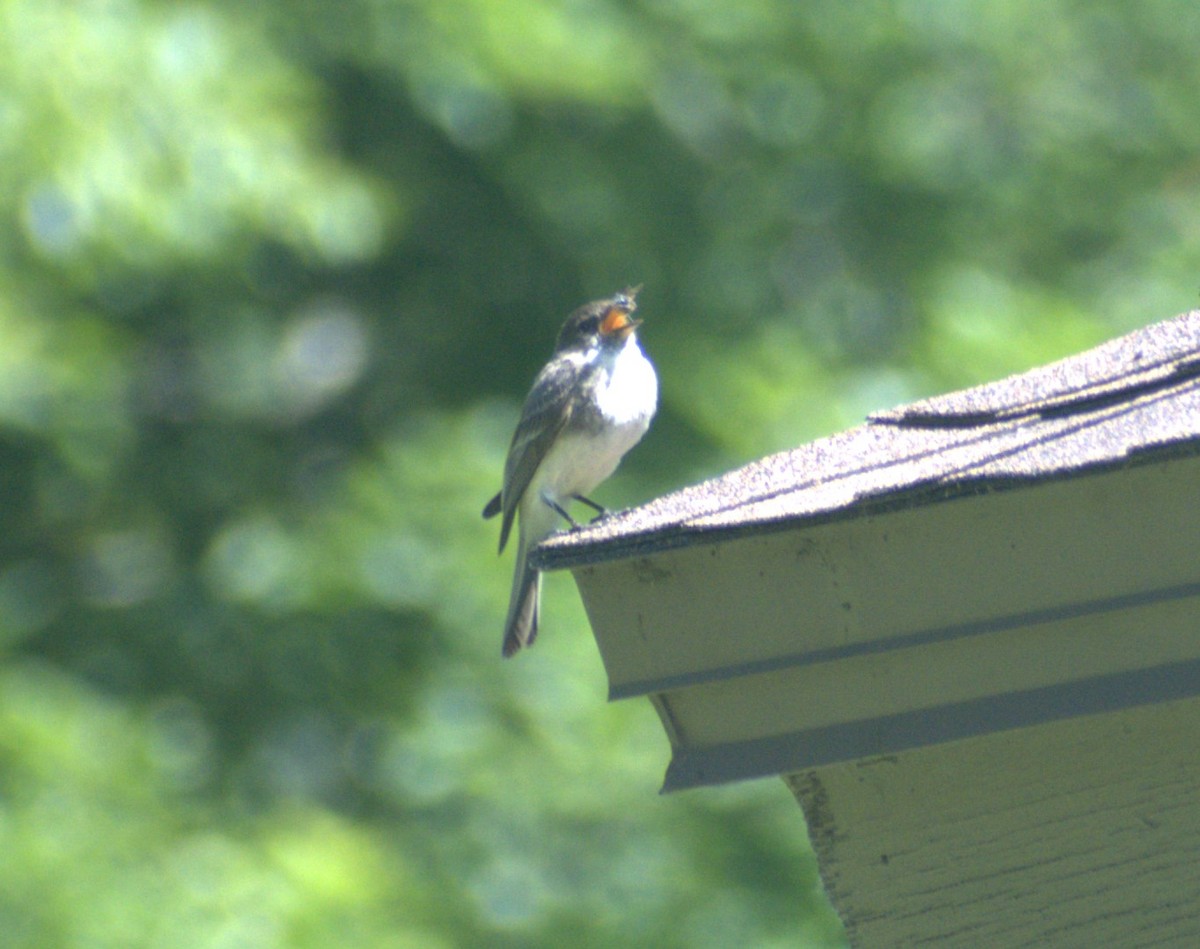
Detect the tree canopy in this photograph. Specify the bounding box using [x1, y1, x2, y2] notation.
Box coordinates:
[2, 1, 1198, 945]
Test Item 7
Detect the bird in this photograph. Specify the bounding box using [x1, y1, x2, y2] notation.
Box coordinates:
[483, 286, 658, 657]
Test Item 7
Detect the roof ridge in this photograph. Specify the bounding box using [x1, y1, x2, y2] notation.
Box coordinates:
[873, 313, 1200, 429]
[883, 352, 1200, 429]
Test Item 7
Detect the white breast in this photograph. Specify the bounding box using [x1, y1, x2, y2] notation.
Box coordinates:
[595, 335, 658, 428]
[531, 335, 658, 505]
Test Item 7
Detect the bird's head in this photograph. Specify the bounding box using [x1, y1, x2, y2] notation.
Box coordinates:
[555, 285, 643, 352]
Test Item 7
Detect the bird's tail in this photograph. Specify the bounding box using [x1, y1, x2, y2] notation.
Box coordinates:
[502, 538, 540, 657]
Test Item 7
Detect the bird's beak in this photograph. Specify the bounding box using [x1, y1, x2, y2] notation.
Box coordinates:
[600, 296, 641, 337]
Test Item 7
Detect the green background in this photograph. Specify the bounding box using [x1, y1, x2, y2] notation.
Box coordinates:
[2, 1, 1198, 945]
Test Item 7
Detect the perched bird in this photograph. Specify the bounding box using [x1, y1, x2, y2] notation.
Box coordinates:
[483, 287, 658, 657]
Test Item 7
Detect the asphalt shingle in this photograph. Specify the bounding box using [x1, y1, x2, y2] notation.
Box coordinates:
[538, 310, 1200, 568]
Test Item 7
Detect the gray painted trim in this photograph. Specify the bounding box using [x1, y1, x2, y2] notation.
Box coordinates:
[611, 580, 1200, 700]
[660, 656, 1200, 792]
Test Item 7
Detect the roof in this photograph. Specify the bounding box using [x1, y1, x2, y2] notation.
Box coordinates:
[537, 309, 1200, 570]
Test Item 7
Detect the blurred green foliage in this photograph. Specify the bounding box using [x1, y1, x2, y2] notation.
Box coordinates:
[1, 0, 1198, 945]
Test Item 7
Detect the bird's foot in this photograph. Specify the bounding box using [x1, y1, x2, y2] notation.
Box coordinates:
[572, 494, 608, 523]
[544, 496, 581, 530]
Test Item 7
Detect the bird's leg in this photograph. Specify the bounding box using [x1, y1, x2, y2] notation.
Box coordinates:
[572, 494, 609, 522]
[542, 494, 581, 530]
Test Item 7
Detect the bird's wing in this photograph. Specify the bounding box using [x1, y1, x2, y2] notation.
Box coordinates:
[495, 354, 581, 552]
